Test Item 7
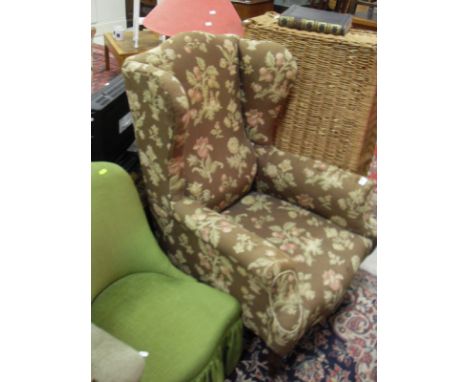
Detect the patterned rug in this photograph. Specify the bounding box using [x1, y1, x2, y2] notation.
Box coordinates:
[226, 270, 377, 382]
[92, 43, 121, 94]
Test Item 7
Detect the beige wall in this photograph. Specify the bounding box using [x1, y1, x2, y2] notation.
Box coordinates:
[91, 0, 126, 35]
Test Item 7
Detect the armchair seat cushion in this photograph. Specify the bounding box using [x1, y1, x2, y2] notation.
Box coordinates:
[92, 272, 243, 382]
[222, 192, 373, 319]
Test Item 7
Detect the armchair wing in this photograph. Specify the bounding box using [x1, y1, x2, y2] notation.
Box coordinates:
[255, 145, 377, 239]
[239, 38, 298, 145]
[123, 59, 190, 216]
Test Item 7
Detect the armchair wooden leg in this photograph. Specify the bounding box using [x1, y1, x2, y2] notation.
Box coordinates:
[266, 350, 286, 377]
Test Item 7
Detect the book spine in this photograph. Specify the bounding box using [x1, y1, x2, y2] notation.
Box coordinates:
[278, 15, 345, 36]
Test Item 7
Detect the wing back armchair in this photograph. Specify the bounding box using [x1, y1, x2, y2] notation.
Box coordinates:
[122, 31, 376, 356]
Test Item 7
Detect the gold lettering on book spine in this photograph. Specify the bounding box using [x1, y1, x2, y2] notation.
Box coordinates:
[278, 16, 344, 35]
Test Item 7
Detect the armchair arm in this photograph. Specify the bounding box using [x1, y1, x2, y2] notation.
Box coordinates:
[170, 196, 308, 355]
[255, 145, 377, 239]
[171, 197, 297, 288]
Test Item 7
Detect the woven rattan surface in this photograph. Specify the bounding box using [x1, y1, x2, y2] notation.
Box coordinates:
[244, 12, 377, 175]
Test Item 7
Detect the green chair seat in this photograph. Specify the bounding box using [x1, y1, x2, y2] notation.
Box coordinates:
[92, 272, 243, 382]
[91, 162, 244, 381]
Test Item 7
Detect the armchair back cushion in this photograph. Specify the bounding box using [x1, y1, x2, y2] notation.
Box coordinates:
[135, 32, 258, 211]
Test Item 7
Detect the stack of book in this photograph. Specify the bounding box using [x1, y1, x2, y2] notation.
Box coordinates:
[278, 5, 352, 35]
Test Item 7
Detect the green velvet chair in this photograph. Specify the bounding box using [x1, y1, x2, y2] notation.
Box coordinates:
[91, 162, 243, 382]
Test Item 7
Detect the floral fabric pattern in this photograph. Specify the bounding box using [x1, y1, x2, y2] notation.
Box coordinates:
[122, 62, 189, 222]
[255, 145, 377, 239]
[130, 32, 258, 211]
[239, 39, 298, 145]
[222, 192, 372, 326]
[122, 31, 376, 357]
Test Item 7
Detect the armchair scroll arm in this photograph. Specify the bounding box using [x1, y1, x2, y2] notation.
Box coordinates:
[254, 145, 377, 239]
[171, 197, 298, 288]
[171, 197, 307, 352]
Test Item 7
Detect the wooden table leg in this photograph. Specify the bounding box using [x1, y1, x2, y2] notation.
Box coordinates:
[104, 43, 110, 71]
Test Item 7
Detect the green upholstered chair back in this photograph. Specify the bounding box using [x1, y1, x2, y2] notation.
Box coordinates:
[91, 162, 185, 301]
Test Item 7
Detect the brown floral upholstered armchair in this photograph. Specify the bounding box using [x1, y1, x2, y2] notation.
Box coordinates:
[122, 31, 376, 356]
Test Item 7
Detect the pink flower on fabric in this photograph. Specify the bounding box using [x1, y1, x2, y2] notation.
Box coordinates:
[218, 220, 233, 233]
[181, 110, 191, 126]
[271, 105, 283, 119]
[280, 242, 297, 254]
[314, 161, 328, 171]
[259, 67, 273, 82]
[252, 83, 262, 92]
[296, 194, 315, 209]
[286, 70, 295, 80]
[168, 156, 184, 175]
[193, 137, 213, 158]
[276, 52, 285, 67]
[322, 269, 344, 291]
[200, 227, 211, 242]
[280, 81, 289, 95]
[250, 217, 266, 231]
[187, 88, 203, 103]
[193, 66, 202, 80]
[246, 109, 265, 128]
[272, 231, 285, 240]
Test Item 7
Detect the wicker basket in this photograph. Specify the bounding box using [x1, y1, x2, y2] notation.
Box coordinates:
[244, 12, 377, 175]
